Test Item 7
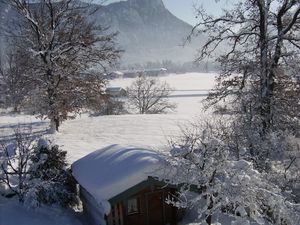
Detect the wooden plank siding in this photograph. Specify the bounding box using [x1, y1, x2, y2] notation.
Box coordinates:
[107, 203, 124, 225]
[107, 186, 178, 225]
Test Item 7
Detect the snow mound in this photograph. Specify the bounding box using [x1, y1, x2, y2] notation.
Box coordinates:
[72, 144, 165, 212]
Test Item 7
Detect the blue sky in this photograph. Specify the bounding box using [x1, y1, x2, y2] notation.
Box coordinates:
[103, 0, 235, 25]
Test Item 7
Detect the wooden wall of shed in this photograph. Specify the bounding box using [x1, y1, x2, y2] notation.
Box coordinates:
[107, 202, 124, 225]
[107, 186, 179, 225]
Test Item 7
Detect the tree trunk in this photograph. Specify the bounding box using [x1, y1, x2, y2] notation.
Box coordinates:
[206, 214, 212, 225]
[13, 104, 19, 113]
[47, 68, 60, 132]
[206, 195, 214, 225]
[54, 117, 59, 132]
[50, 117, 59, 133]
[258, 0, 272, 135]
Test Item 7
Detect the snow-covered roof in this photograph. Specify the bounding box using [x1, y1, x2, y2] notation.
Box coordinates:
[72, 144, 164, 204]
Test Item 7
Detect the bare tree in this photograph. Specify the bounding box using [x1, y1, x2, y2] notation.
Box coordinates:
[3, 0, 122, 132]
[0, 129, 34, 202]
[191, 0, 300, 135]
[0, 41, 34, 112]
[127, 74, 176, 114]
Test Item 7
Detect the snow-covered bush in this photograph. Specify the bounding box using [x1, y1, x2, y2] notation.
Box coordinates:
[226, 119, 300, 204]
[264, 133, 300, 203]
[0, 130, 77, 208]
[165, 119, 300, 225]
[27, 141, 78, 207]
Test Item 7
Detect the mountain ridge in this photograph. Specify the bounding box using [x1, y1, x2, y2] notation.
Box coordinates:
[91, 0, 200, 64]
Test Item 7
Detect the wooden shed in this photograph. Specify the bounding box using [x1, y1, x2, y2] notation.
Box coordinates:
[72, 145, 182, 225]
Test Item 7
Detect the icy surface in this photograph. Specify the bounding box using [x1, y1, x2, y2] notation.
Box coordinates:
[72, 145, 164, 205]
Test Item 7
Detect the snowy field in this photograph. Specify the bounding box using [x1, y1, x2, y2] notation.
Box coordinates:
[0, 72, 217, 225]
[0, 73, 216, 163]
[109, 72, 215, 115]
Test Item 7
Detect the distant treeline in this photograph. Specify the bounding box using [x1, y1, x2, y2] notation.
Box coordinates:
[119, 60, 219, 74]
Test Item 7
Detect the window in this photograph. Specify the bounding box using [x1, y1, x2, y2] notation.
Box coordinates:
[127, 197, 139, 214]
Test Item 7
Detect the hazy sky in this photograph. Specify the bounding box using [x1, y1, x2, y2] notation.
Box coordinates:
[163, 0, 229, 25]
[104, 0, 235, 25]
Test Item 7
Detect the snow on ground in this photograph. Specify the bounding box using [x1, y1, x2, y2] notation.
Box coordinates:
[0, 114, 49, 142]
[0, 196, 82, 225]
[108, 72, 216, 90]
[54, 112, 213, 162]
[0, 72, 216, 163]
[56, 72, 215, 162]
[109, 73, 215, 116]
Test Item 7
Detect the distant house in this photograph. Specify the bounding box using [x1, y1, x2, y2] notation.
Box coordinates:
[122, 68, 168, 78]
[110, 71, 124, 79]
[122, 70, 139, 78]
[72, 145, 182, 225]
[105, 87, 127, 98]
[144, 68, 168, 77]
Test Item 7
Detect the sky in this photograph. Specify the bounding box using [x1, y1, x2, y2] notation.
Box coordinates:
[163, 0, 231, 25]
[103, 0, 235, 25]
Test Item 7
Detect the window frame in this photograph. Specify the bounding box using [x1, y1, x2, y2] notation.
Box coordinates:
[127, 197, 140, 215]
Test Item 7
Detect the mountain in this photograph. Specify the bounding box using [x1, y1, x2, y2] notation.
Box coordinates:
[0, 0, 202, 65]
[92, 0, 201, 64]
